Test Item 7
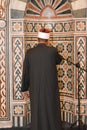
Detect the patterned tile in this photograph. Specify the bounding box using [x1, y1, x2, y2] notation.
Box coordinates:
[12, 21, 23, 33]
[76, 21, 86, 31]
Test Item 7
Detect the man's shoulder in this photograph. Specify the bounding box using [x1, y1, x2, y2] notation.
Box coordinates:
[48, 45, 57, 51]
[26, 46, 36, 53]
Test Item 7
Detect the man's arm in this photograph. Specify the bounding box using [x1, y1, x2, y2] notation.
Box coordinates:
[56, 51, 63, 65]
[21, 50, 30, 92]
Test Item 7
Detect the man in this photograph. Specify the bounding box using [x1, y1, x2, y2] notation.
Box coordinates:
[21, 28, 63, 130]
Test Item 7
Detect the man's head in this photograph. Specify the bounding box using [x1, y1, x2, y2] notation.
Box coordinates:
[37, 28, 50, 44]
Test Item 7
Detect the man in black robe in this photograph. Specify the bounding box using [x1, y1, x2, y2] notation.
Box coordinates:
[21, 28, 63, 130]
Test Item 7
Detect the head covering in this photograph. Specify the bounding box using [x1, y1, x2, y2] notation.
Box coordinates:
[37, 28, 50, 39]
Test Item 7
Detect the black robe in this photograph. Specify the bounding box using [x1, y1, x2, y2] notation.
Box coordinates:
[21, 43, 63, 130]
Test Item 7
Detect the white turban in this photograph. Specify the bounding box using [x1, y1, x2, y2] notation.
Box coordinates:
[37, 28, 50, 39]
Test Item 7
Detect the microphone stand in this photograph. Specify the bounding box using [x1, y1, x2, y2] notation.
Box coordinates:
[61, 56, 87, 130]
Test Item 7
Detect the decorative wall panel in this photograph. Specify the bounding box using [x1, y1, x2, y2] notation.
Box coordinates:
[11, 19, 31, 127]
[0, 30, 7, 119]
[25, 0, 73, 19]
[76, 36, 86, 98]
[22, 0, 87, 124]
[74, 19, 87, 124]
[0, 0, 10, 122]
[12, 37, 23, 100]
[24, 19, 75, 124]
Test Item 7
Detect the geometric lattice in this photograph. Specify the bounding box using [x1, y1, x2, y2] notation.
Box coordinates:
[56, 40, 74, 97]
[24, 21, 74, 33]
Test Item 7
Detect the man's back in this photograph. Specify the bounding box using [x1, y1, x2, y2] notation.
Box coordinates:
[28, 43, 58, 86]
[21, 27, 62, 130]
[25, 43, 62, 130]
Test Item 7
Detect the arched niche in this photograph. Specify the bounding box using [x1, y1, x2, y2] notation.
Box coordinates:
[24, 0, 75, 125]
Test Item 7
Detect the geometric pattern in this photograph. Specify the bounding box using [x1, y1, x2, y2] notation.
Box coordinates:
[25, 0, 73, 19]
[13, 105, 24, 116]
[76, 21, 86, 32]
[61, 100, 74, 123]
[13, 102, 31, 116]
[11, 21, 23, 32]
[12, 37, 24, 100]
[75, 36, 87, 99]
[74, 36, 87, 124]
[56, 40, 74, 97]
[24, 21, 74, 33]
[12, 22, 22, 32]
[12, 102, 31, 127]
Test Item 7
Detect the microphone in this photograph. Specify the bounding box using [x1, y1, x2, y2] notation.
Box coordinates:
[58, 51, 81, 68]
